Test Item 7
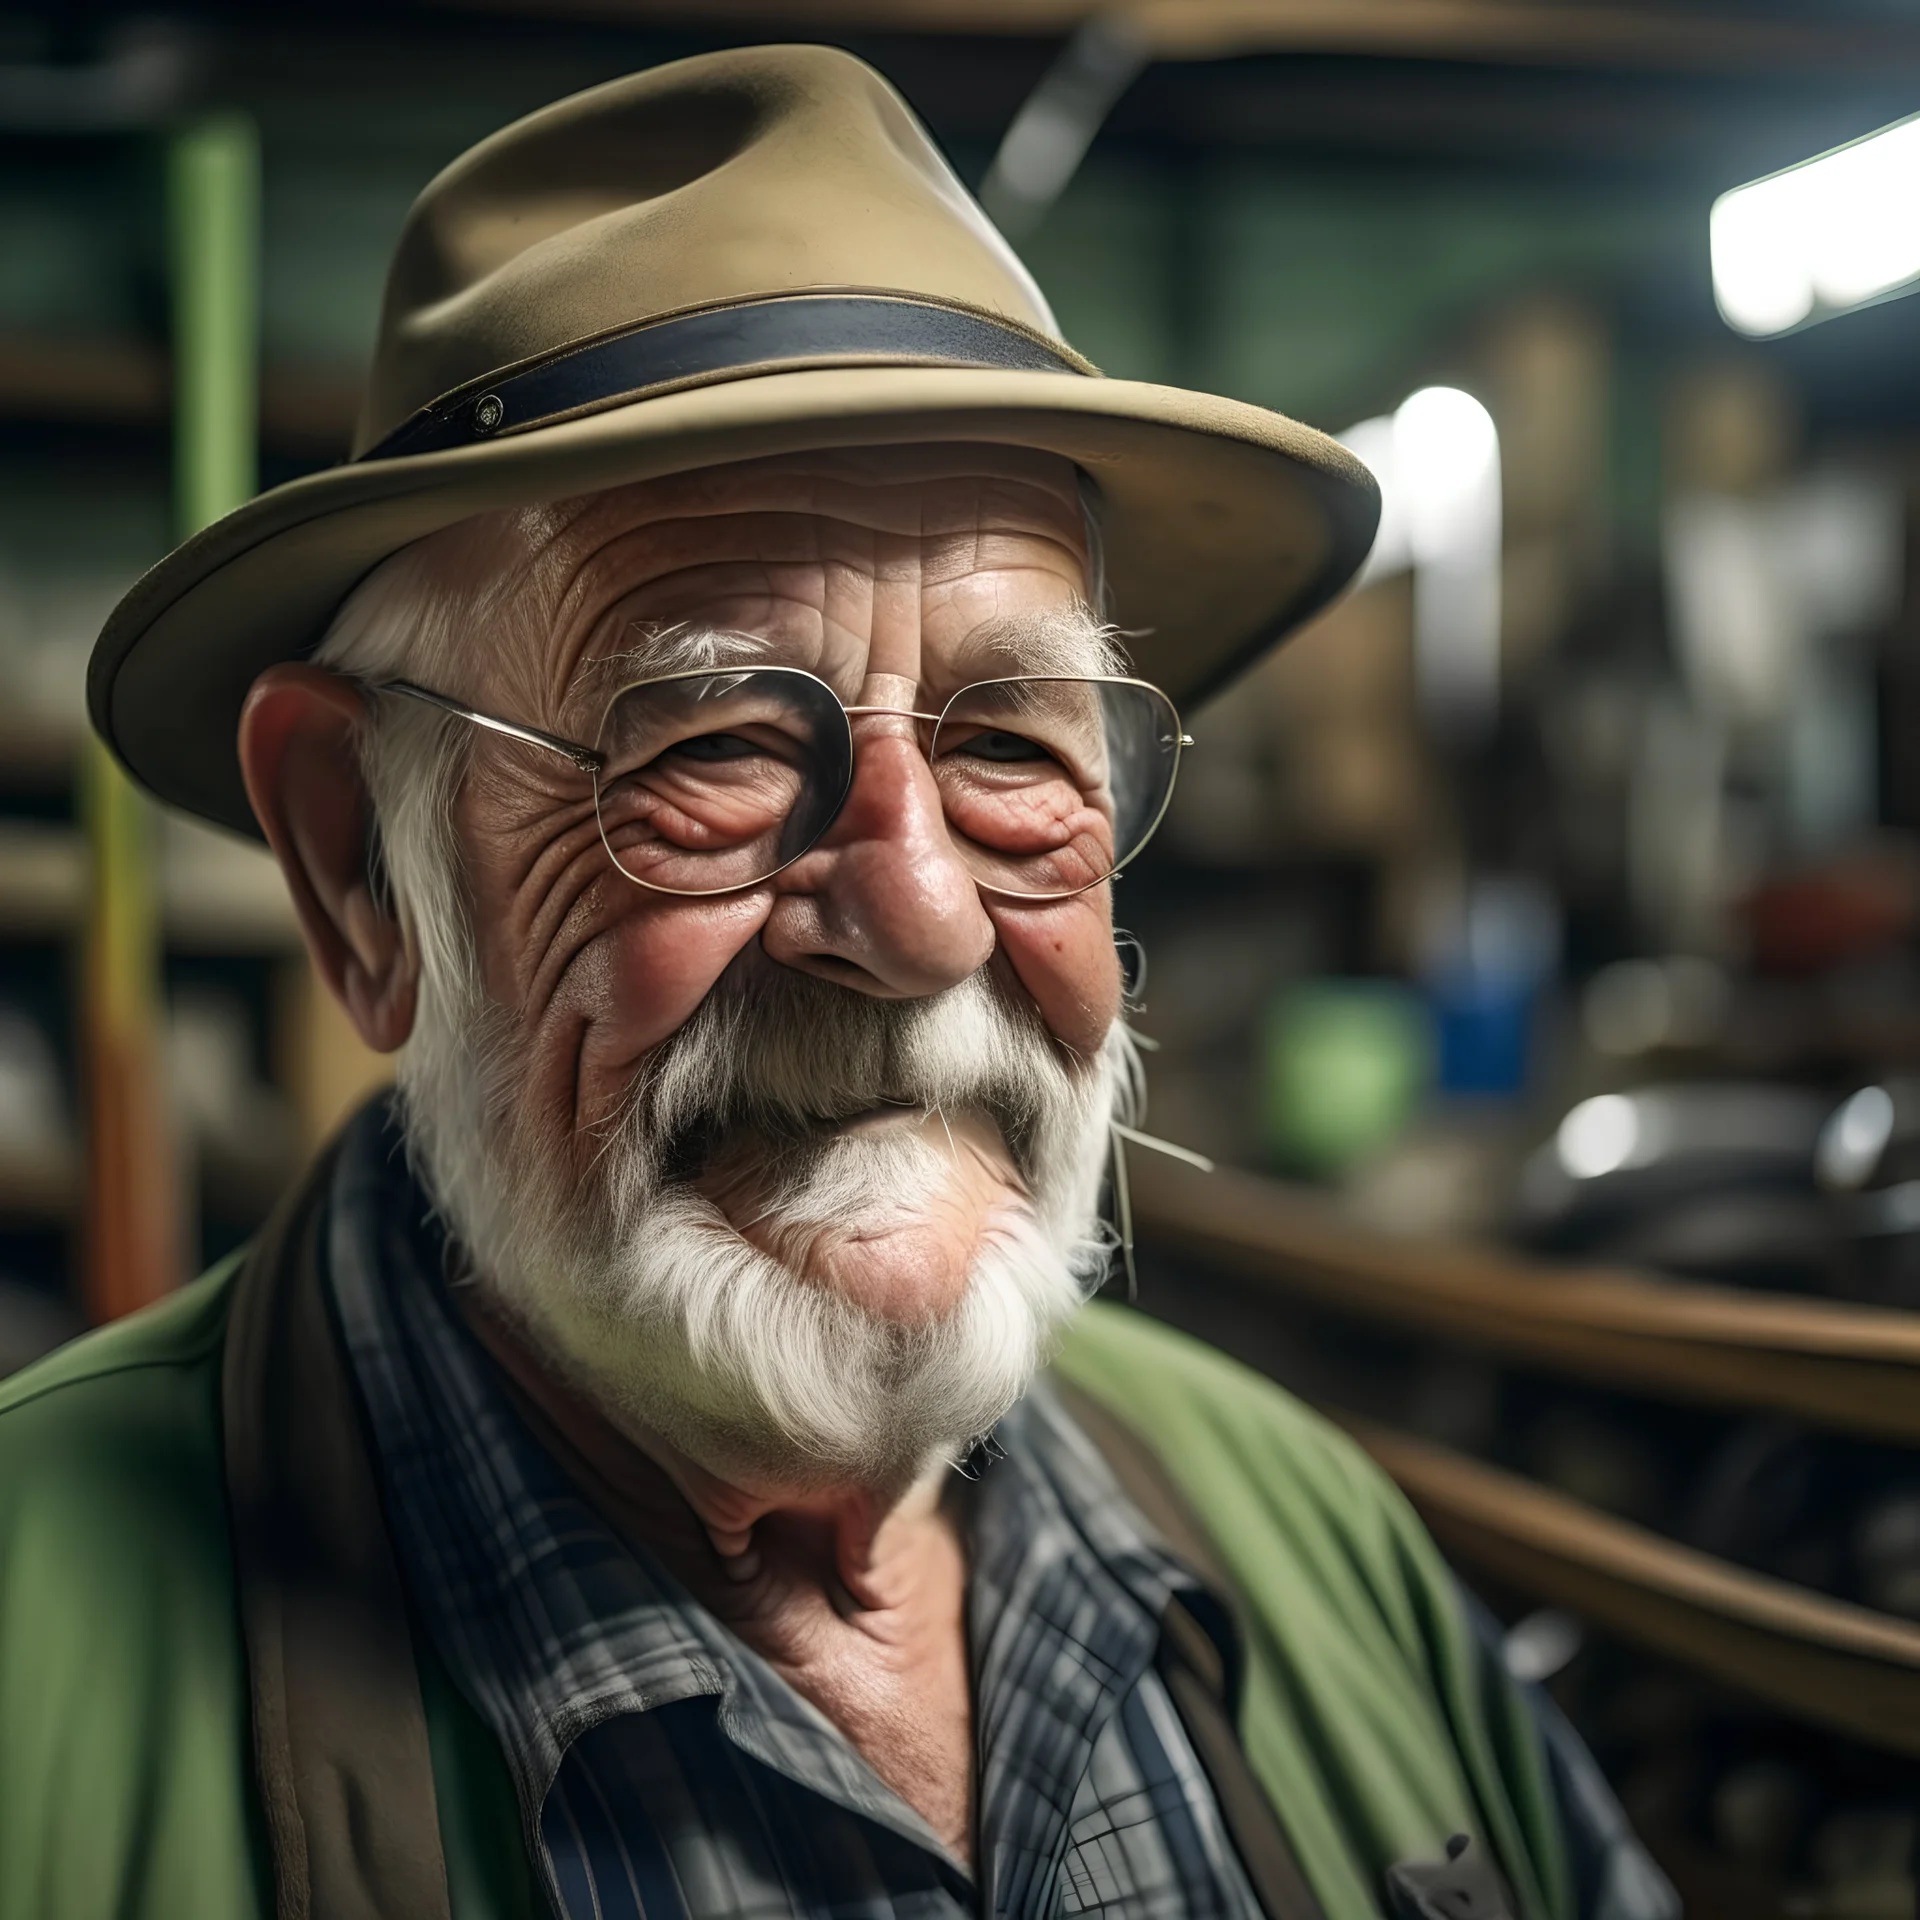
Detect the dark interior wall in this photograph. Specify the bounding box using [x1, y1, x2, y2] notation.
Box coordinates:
[6, 11, 1918, 442]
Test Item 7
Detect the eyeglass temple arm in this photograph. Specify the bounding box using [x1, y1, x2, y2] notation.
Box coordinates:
[377, 680, 605, 775]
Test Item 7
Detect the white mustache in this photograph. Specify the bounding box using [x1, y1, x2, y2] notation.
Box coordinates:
[620, 956, 1093, 1187]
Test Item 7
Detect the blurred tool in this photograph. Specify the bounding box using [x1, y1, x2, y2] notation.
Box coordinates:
[0, 19, 198, 133]
[1502, 1607, 1585, 1685]
[1582, 956, 1728, 1059]
[1742, 842, 1919, 978]
[1518, 1082, 1835, 1292]
[1817, 1077, 1920, 1309]
[1854, 1491, 1920, 1622]
[0, 1004, 75, 1213]
[1664, 462, 1900, 865]
[0, 1011, 82, 1372]
[0, 1005, 67, 1154]
[1683, 1418, 1837, 1591]
[1709, 1758, 1811, 1880]
[167, 991, 299, 1228]
[0, 1279, 84, 1377]
[1807, 1806, 1917, 1920]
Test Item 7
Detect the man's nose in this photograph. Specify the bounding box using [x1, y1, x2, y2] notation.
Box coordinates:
[759, 717, 995, 997]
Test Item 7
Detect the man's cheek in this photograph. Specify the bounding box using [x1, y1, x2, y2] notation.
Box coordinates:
[990, 897, 1121, 1058]
[601, 894, 773, 1054]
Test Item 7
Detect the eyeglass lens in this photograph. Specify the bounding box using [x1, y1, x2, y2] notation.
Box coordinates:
[591, 668, 1181, 899]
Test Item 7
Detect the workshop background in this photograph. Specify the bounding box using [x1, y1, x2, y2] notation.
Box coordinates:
[3, 5, 1920, 1915]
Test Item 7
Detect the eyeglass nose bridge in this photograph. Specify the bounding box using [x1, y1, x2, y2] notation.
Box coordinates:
[798, 699, 951, 854]
[840, 702, 944, 725]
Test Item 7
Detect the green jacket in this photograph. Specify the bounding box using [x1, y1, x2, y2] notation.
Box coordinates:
[0, 1246, 1571, 1920]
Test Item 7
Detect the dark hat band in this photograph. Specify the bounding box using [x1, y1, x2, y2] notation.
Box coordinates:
[360, 292, 1091, 462]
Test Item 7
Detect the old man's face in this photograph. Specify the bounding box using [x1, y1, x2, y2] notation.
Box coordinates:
[284, 445, 1136, 1490]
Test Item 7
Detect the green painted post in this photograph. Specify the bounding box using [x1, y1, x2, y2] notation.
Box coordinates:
[169, 112, 261, 532]
[82, 113, 259, 1321]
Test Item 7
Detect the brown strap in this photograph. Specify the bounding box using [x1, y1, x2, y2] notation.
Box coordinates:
[1158, 1601, 1332, 1920]
[221, 1144, 454, 1920]
[1055, 1378, 1239, 1598]
[1055, 1380, 1329, 1920]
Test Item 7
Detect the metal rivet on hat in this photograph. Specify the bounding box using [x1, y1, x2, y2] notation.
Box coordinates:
[472, 392, 506, 434]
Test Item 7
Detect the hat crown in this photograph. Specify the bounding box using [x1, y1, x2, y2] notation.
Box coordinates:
[357, 44, 1060, 454]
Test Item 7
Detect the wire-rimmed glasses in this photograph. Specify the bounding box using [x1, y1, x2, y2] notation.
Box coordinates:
[378, 665, 1189, 901]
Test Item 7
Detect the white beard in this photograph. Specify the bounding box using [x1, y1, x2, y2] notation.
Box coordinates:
[397, 953, 1128, 1493]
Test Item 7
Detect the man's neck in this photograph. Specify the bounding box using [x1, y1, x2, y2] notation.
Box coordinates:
[459, 1286, 959, 1609]
[461, 1292, 979, 1858]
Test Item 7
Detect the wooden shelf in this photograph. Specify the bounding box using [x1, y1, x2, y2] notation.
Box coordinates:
[0, 822, 84, 939]
[0, 1138, 78, 1223]
[0, 717, 83, 790]
[1132, 1152, 1920, 1445]
[0, 332, 358, 458]
[0, 817, 300, 951]
[160, 816, 303, 952]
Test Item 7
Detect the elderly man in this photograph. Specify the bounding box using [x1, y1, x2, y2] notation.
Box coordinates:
[1, 44, 1669, 1920]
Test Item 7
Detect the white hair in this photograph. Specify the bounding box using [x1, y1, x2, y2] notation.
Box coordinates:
[312, 504, 1139, 1491]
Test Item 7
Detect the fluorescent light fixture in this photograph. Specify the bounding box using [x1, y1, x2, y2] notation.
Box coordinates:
[1713, 111, 1920, 338]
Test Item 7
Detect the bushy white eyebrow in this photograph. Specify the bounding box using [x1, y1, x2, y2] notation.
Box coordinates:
[566, 626, 782, 725]
[607, 625, 783, 677]
[947, 607, 1130, 681]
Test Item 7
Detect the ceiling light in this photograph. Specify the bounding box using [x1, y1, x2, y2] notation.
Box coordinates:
[1713, 111, 1920, 338]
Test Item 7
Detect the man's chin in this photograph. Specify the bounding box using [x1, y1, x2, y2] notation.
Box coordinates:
[695, 1107, 1031, 1327]
[755, 1214, 986, 1325]
[459, 1131, 1092, 1499]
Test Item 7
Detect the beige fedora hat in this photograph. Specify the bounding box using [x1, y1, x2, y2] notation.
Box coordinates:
[90, 43, 1378, 838]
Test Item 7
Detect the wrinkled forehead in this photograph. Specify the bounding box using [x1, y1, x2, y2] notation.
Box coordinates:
[416, 444, 1097, 721]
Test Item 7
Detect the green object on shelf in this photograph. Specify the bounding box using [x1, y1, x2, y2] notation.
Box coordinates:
[1261, 979, 1430, 1176]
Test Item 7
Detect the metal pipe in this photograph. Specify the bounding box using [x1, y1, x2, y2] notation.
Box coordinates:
[979, 15, 1151, 239]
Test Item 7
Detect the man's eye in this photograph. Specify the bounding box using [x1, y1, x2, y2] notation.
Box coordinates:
[962, 729, 1055, 764]
[666, 731, 761, 763]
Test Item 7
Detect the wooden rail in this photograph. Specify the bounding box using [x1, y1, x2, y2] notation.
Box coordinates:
[1342, 1415, 1920, 1757]
[1130, 1152, 1920, 1444]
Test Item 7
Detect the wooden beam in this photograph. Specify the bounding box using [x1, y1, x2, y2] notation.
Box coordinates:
[0, 333, 359, 458]
[1344, 1414, 1920, 1756]
[1126, 0, 1920, 72]
[433, 0, 1920, 76]
[432, 0, 1090, 34]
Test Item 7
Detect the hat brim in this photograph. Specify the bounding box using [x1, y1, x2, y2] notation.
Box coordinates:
[89, 363, 1379, 837]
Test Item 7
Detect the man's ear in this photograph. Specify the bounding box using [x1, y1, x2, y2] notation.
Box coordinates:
[239, 663, 418, 1053]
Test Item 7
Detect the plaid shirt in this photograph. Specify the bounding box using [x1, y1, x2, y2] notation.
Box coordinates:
[327, 1107, 1267, 1920]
